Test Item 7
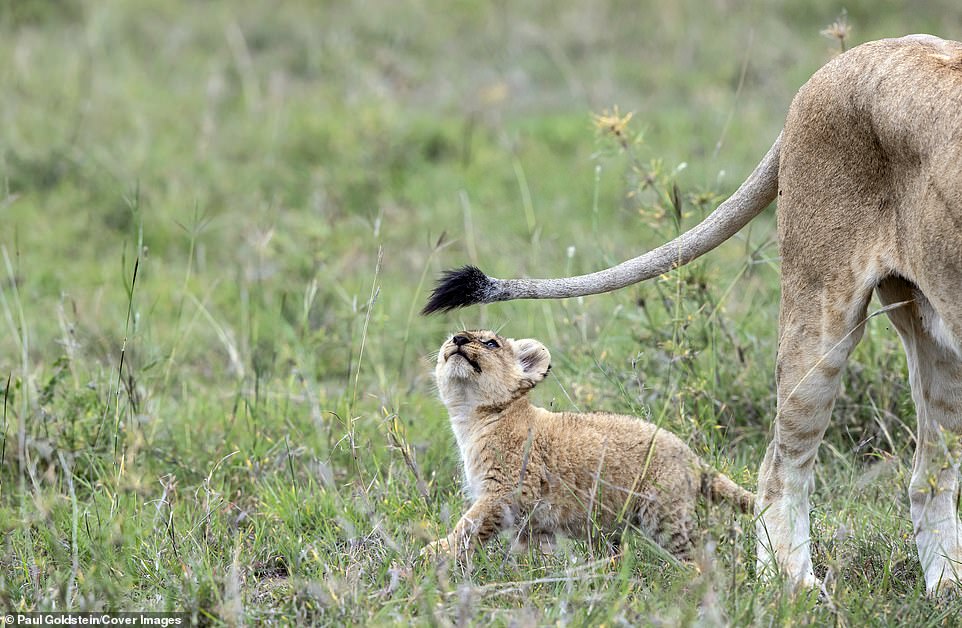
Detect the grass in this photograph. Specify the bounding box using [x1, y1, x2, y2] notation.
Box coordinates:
[1, 0, 961, 624]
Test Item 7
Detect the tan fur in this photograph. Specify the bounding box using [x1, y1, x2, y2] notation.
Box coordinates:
[426, 35, 962, 595]
[422, 330, 753, 562]
[758, 36, 962, 595]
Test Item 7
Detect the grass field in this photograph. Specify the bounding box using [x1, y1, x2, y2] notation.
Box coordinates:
[2, 0, 962, 624]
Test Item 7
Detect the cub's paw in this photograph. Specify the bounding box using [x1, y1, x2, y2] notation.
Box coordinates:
[928, 577, 962, 600]
[419, 536, 453, 560]
[511, 532, 557, 556]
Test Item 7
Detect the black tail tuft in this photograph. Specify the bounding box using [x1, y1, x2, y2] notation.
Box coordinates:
[421, 265, 494, 315]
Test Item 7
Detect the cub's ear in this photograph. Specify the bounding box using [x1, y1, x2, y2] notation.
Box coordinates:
[510, 338, 551, 386]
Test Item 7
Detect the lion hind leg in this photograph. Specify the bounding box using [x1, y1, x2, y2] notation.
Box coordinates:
[756, 281, 872, 588]
[878, 278, 962, 596]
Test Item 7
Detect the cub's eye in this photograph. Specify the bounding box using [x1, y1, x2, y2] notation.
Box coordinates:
[483, 339, 500, 349]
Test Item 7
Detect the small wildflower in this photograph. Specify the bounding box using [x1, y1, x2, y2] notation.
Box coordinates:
[820, 10, 851, 52]
[592, 106, 634, 145]
[478, 81, 509, 106]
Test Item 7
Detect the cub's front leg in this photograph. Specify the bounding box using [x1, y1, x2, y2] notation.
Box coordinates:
[421, 493, 511, 560]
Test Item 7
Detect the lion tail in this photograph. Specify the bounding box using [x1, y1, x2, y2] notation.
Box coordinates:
[423, 132, 782, 314]
[701, 467, 755, 514]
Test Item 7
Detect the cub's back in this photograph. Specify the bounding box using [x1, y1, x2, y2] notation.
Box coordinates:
[532, 409, 701, 492]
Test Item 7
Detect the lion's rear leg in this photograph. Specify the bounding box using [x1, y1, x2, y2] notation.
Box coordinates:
[878, 278, 962, 595]
[756, 283, 871, 588]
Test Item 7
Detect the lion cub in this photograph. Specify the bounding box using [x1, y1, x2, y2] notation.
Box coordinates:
[423, 330, 753, 561]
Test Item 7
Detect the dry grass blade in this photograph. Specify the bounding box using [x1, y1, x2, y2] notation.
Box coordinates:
[387, 413, 429, 501]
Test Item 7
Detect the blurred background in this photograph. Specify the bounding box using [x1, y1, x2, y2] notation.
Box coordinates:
[2, 0, 961, 621]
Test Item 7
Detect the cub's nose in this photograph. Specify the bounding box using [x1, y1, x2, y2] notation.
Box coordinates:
[452, 335, 470, 347]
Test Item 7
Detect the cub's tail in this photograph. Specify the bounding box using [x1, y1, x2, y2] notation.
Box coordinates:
[700, 468, 754, 514]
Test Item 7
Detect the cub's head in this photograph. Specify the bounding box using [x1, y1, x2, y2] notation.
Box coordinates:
[435, 330, 551, 412]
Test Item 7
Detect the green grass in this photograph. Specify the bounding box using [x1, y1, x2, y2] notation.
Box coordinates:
[1, 0, 961, 624]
